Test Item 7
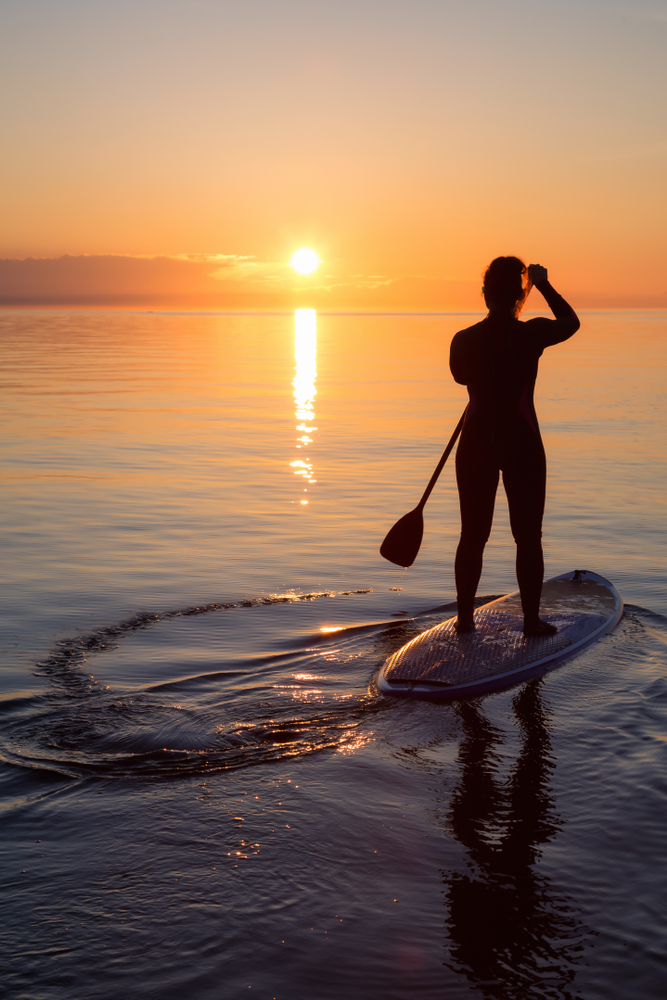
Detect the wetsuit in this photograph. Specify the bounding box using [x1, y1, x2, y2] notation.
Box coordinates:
[449, 281, 579, 624]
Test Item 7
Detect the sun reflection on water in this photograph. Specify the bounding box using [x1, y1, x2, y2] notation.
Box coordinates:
[290, 308, 317, 504]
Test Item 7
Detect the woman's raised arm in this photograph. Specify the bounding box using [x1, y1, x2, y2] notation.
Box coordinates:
[526, 264, 580, 345]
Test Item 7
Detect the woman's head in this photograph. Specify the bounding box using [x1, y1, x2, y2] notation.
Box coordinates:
[482, 256, 531, 316]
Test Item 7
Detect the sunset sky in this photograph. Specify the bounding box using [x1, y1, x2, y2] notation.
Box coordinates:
[1, 0, 666, 307]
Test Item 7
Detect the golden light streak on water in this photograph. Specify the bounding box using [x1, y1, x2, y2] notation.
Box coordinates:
[290, 309, 317, 503]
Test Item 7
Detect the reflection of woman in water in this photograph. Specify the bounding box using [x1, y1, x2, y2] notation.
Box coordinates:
[450, 258, 579, 635]
[443, 684, 585, 996]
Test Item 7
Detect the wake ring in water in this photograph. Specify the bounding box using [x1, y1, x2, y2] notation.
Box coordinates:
[33, 589, 374, 686]
[2, 589, 384, 782]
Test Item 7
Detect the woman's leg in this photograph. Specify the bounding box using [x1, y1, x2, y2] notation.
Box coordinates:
[455, 443, 498, 631]
[502, 437, 556, 635]
[515, 535, 546, 626]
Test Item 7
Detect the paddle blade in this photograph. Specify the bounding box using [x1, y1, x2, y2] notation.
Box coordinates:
[380, 508, 424, 568]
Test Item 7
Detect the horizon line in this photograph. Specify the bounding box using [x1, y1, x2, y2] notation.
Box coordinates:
[1, 306, 666, 317]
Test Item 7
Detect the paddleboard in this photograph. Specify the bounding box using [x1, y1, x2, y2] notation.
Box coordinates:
[378, 570, 622, 700]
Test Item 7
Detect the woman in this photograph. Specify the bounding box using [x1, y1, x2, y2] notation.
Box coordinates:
[449, 257, 579, 635]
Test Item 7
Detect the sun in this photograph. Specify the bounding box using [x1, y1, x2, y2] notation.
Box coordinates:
[290, 247, 320, 275]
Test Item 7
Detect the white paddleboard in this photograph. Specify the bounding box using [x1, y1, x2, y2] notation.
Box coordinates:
[378, 570, 622, 700]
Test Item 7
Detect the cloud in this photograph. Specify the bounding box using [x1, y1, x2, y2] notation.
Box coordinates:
[208, 257, 289, 284]
[0, 253, 406, 307]
[4, 253, 656, 309]
[0, 253, 298, 306]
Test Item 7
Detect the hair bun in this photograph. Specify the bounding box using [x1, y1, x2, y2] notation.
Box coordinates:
[487, 256, 525, 275]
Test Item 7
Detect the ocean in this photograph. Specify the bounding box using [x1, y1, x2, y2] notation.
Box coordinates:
[2, 308, 666, 999]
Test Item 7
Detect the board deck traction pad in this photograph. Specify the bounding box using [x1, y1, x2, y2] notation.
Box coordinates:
[378, 570, 622, 699]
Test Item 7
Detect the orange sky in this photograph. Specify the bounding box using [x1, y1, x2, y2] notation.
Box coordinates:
[1, 0, 666, 308]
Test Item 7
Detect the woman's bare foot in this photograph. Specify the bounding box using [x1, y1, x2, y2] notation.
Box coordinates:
[523, 618, 557, 637]
[454, 615, 475, 634]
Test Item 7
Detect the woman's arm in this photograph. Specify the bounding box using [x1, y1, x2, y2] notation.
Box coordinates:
[527, 264, 580, 345]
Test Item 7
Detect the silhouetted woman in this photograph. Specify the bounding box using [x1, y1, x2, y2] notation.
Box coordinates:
[450, 258, 579, 635]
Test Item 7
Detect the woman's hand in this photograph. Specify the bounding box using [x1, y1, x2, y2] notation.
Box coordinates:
[528, 263, 548, 285]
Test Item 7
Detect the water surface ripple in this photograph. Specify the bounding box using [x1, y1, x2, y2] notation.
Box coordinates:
[2, 311, 667, 999]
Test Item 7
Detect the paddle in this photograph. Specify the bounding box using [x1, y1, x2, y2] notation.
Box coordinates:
[380, 406, 468, 567]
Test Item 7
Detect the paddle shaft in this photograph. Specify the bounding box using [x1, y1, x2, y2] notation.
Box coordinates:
[416, 406, 468, 511]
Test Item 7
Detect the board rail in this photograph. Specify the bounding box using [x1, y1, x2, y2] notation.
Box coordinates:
[377, 570, 623, 700]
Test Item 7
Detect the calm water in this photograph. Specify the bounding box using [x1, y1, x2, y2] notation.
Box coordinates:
[1, 309, 667, 999]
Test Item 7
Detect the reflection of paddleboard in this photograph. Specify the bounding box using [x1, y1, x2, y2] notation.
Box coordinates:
[378, 570, 623, 700]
